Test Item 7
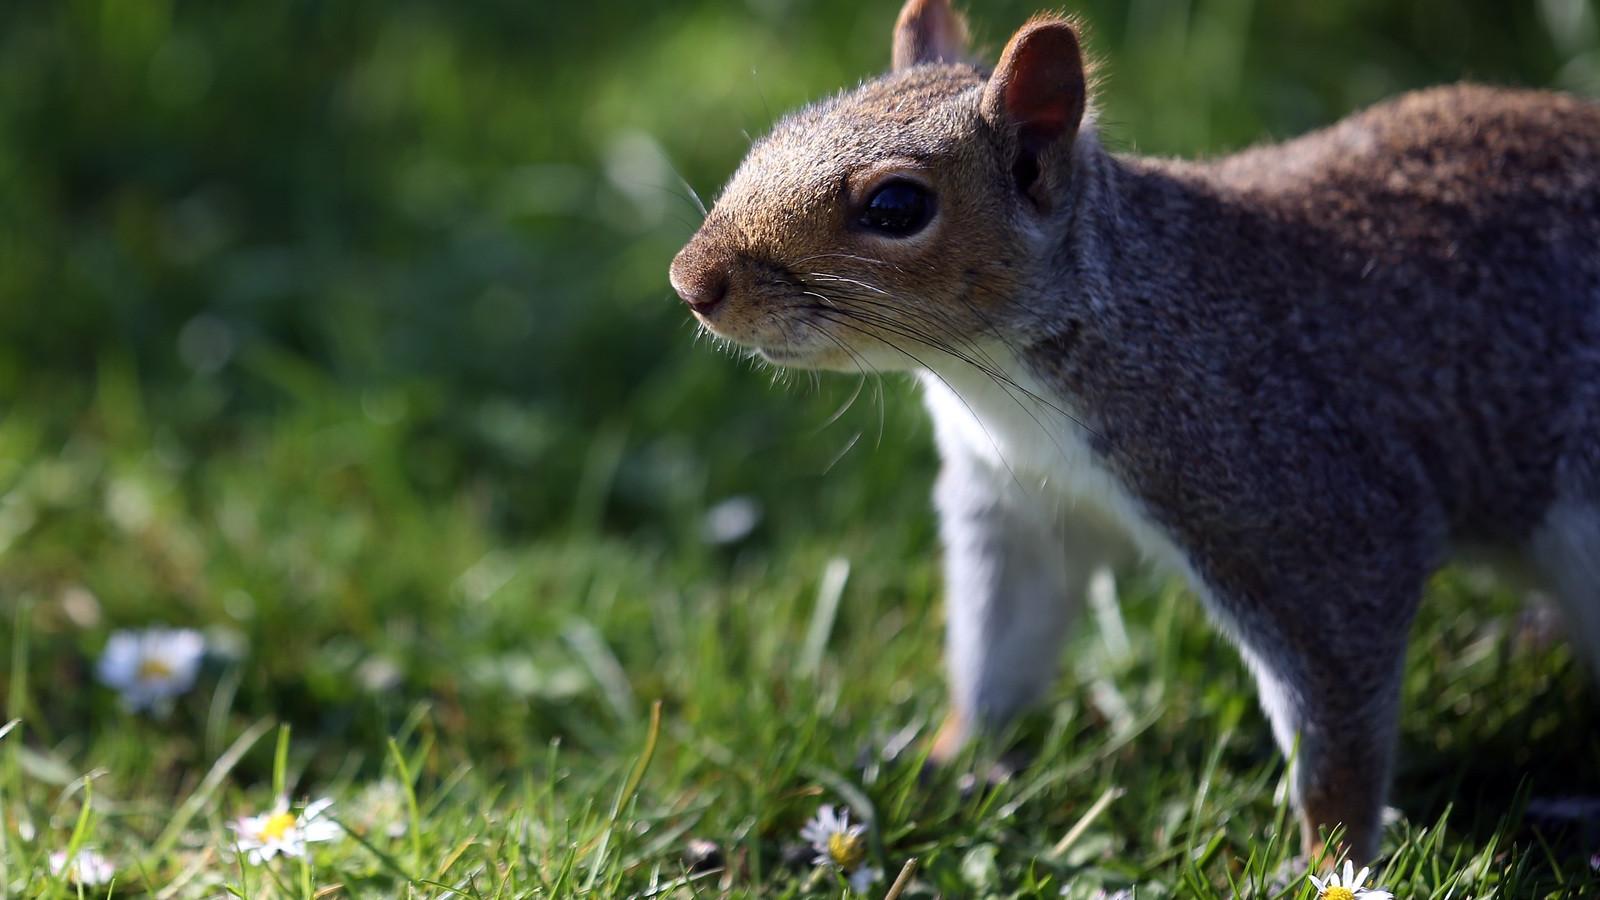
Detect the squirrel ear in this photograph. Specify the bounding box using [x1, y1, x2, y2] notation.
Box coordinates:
[892, 0, 970, 71]
[981, 17, 1087, 209]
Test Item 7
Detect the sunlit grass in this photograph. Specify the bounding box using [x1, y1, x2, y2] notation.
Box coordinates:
[2, 366, 1598, 898]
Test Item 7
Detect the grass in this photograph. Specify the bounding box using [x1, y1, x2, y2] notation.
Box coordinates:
[2, 359, 1600, 898]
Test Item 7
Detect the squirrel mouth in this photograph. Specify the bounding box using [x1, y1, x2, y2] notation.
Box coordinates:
[757, 346, 809, 363]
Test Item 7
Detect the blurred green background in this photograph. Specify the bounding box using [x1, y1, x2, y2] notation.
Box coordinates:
[6, 0, 1598, 543]
[2, 0, 1599, 809]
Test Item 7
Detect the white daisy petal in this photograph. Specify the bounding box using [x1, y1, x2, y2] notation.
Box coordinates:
[232, 796, 343, 864]
[798, 804, 871, 876]
[302, 820, 342, 843]
[49, 848, 115, 886]
[1306, 859, 1396, 900]
[97, 627, 206, 712]
[847, 865, 882, 893]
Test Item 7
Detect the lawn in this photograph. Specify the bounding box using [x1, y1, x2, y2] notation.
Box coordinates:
[3, 1, 1600, 897]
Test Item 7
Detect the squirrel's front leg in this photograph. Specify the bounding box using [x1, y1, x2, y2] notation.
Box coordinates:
[928, 441, 1117, 762]
[1232, 582, 1418, 865]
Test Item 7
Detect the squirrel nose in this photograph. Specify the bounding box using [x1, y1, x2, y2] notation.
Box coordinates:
[679, 271, 728, 314]
[670, 247, 730, 315]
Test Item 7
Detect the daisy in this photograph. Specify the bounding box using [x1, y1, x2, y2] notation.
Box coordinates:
[700, 495, 762, 544]
[49, 847, 115, 886]
[232, 797, 341, 864]
[96, 627, 205, 712]
[1308, 860, 1394, 900]
[800, 805, 882, 894]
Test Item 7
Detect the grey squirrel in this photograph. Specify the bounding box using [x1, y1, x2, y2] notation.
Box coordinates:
[669, 0, 1600, 863]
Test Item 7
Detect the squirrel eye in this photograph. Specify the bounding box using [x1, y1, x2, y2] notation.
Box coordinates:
[858, 180, 935, 237]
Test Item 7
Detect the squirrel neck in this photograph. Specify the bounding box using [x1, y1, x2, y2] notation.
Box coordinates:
[1040, 133, 1221, 341]
[1007, 133, 1278, 466]
[1019, 133, 1282, 396]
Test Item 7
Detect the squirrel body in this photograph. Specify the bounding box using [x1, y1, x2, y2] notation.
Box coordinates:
[671, 0, 1600, 863]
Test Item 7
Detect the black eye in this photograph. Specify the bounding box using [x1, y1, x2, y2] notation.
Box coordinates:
[858, 180, 935, 237]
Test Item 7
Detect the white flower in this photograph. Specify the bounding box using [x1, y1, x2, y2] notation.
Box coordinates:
[232, 797, 341, 864]
[96, 627, 205, 712]
[1308, 860, 1394, 900]
[349, 778, 410, 839]
[800, 805, 880, 894]
[847, 865, 883, 893]
[49, 847, 115, 886]
[801, 805, 865, 868]
[700, 496, 762, 545]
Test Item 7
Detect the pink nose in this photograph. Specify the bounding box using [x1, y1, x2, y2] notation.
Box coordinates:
[674, 268, 727, 314]
[669, 243, 730, 315]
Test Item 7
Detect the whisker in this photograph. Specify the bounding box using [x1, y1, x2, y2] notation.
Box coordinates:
[791, 251, 911, 275]
[822, 429, 864, 476]
[795, 317, 880, 468]
[807, 302, 1030, 405]
[804, 299, 1090, 480]
[814, 312, 1030, 492]
[799, 288, 1097, 439]
[803, 272, 890, 296]
[811, 289, 1016, 383]
[792, 268, 1014, 374]
[676, 175, 709, 220]
[819, 370, 866, 429]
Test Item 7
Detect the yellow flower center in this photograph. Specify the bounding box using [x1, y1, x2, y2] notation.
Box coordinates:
[260, 811, 298, 842]
[137, 657, 175, 681]
[826, 831, 865, 870]
[1322, 887, 1355, 900]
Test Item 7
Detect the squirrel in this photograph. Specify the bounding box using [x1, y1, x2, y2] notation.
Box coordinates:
[670, 0, 1600, 864]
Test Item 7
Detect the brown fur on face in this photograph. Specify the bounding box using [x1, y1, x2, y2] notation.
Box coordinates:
[671, 63, 1032, 371]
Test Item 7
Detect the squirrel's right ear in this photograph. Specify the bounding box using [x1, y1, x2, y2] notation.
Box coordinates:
[892, 0, 970, 71]
[981, 16, 1087, 211]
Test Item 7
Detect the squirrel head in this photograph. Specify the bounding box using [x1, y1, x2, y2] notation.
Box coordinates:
[670, 0, 1091, 371]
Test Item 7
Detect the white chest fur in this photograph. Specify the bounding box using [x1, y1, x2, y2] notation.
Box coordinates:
[916, 355, 1179, 568]
[915, 352, 1266, 674]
